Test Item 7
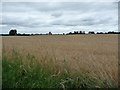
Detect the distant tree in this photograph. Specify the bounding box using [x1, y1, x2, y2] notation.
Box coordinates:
[74, 31, 78, 34]
[108, 31, 115, 34]
[88, 31, 95, 34]
[79, 31, 82, 34]
[9, 29, 17, 35]
[79, 31, 85, 34]
[105, 32, 108, 34]
[49, 32, 52, 35]
[82, 31, 85, 34]
[69, 32, 72, 34]
[35, 33, 39, 35]
[96, 32, 104, 34]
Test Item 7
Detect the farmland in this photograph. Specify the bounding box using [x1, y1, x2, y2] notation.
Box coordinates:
[2, 34, 118, 88]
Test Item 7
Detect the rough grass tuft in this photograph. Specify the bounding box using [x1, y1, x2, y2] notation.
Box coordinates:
[2, 49, 118, 88]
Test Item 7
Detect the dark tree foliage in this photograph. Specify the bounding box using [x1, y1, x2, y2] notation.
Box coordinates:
[74, 31, 78, 34]
[96, 32, 104, 34]
[9, 29, 17, 35]
[107, 31, 120, 34]
[88, 31, 95, 34]
[5, 29, 120, 36]
[49, 32, 52, 35]
[79, 31, 85, 34]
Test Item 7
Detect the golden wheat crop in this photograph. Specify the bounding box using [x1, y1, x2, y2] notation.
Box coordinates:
[2, 34, 118, 85]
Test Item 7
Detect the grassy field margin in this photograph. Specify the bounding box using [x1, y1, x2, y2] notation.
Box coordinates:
[2, 49, 118, 88]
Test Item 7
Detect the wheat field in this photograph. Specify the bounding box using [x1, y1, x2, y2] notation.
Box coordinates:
[2, 34, 118, 87]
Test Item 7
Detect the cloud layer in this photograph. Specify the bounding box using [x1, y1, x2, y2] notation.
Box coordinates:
[1, 2, 118, 34]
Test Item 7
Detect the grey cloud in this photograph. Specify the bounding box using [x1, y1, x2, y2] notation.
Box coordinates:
[2, 15, 42, 28]
[1, 2, 118, 33]
[50, 10, 117, 26]
[3, 2, 117, 13]
[51, 11, 63, 18]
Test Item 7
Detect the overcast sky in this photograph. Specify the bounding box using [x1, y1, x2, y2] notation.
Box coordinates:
[1, 2, 118, 34]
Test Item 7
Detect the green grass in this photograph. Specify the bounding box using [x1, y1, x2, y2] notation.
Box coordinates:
[2, 49, 118, 89]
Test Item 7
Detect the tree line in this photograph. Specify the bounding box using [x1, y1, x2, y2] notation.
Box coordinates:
[0, 29, 120, 36]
